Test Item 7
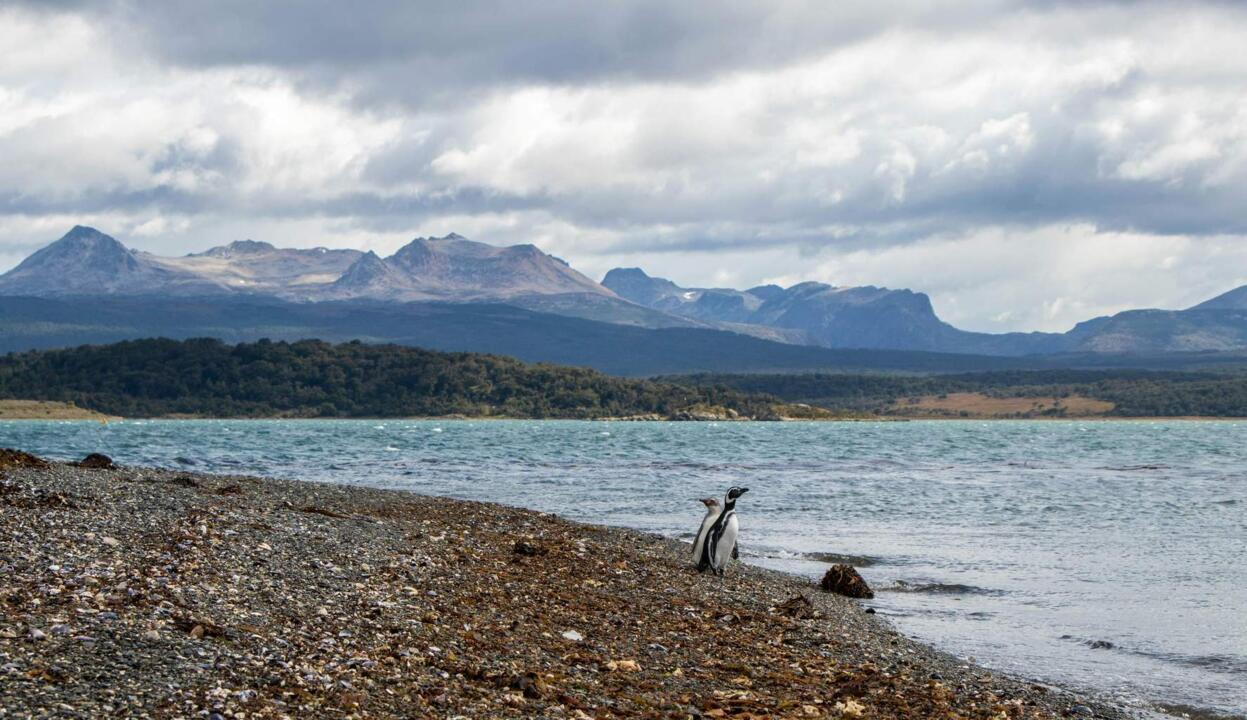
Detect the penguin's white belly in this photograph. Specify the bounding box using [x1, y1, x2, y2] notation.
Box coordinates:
[692, 510, 720, 560]
[710, 513, 739, 571]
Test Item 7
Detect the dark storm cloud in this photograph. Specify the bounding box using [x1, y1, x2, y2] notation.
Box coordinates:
[16, 0, 1034, 107]
[0, 185, 544, 224]
[0, 187, 211, 216]
[285, 187, 549, 225]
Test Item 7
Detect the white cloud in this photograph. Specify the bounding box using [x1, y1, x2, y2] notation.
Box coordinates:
[2, 2, 1247, 333]
[0, 7, 403, 211]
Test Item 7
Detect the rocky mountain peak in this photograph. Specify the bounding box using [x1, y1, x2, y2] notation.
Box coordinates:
[339, 250, 390, 280]
[61, 225, 123, 246]
[0, 226, 226, 297]
[601, 268, 682, 305]
[1192, 284, 1247, 311]
[4, 226, 136, 275]
[383, 233, 608, 298]
[326, 250, 410, 299]
[603, 267, 652, 282]
[745, 284, 786, 301]
[37, 225, 132, 260]
[198, 240, 278, 258]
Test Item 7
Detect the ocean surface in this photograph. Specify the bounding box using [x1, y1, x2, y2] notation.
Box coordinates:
[3, 419, 1244, 716]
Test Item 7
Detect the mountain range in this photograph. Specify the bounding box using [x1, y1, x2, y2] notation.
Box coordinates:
[4, 226, 610, 302]
[2, 225, 1247, 373]
[601, 268, 1247, 355]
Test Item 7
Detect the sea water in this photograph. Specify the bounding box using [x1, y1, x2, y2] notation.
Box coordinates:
[3, 419, 1244, 716]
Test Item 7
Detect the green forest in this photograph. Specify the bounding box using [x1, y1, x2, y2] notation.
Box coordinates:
[663, 369, 1247, 417]
[0, 338, 817, 420]
[6, 338, 1244, 419]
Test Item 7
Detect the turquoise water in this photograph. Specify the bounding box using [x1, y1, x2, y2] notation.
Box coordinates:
[3, 419, 1245, 715]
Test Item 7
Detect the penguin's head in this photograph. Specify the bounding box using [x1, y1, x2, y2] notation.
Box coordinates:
[726, 486, 749, 501]
[700, 497, 720, 508]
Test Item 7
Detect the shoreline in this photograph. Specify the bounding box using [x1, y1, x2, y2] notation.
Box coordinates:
[3, 413, 1246, 422]
[4, 395, 1246, 423]
[0, 455, 1165, 718]
[0, 399, 119, 421]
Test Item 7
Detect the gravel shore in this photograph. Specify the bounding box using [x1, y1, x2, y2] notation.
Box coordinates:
[2, 453, 1138, 719]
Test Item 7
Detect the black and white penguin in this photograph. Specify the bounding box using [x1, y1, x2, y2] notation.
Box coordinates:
[698, 486, 748, 576]
[692, 497, 721, 564]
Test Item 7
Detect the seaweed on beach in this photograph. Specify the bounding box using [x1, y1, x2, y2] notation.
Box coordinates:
[0, 480, 78, 509]
[0, 448, 49, 469]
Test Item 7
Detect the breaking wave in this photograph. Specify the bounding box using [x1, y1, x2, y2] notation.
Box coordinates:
[879, 580, 1003, 596]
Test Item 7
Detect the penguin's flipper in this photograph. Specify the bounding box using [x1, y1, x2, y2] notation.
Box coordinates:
[731, 543, 739, 560]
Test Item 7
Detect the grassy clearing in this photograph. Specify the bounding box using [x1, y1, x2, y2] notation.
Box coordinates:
[0, 399, 118, 420]
[889, 392, 1115, 418]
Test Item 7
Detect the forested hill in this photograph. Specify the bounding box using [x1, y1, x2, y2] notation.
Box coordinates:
[0, 338, 829, 420]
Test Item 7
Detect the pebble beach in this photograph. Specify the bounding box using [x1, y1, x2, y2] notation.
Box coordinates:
[1, 451, 1134, 719]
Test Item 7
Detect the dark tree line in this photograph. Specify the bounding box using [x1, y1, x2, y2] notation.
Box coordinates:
[10, 338, 1243, 419]
[0, 338, 791, 419]
[663, 369, 1247, 417]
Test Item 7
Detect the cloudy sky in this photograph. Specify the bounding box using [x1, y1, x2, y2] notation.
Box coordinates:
[3, 0, 1247, 332]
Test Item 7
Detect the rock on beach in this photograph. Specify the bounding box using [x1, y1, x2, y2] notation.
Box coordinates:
[820, 564, 875, 599]
[73, 453, 116, 469]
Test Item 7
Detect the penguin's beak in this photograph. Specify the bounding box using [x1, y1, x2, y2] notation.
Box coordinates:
[741, 488, 750, 494]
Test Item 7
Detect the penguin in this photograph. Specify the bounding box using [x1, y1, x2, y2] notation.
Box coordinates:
[692, 497, 721, 564]
[698, 486, 748, 576]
